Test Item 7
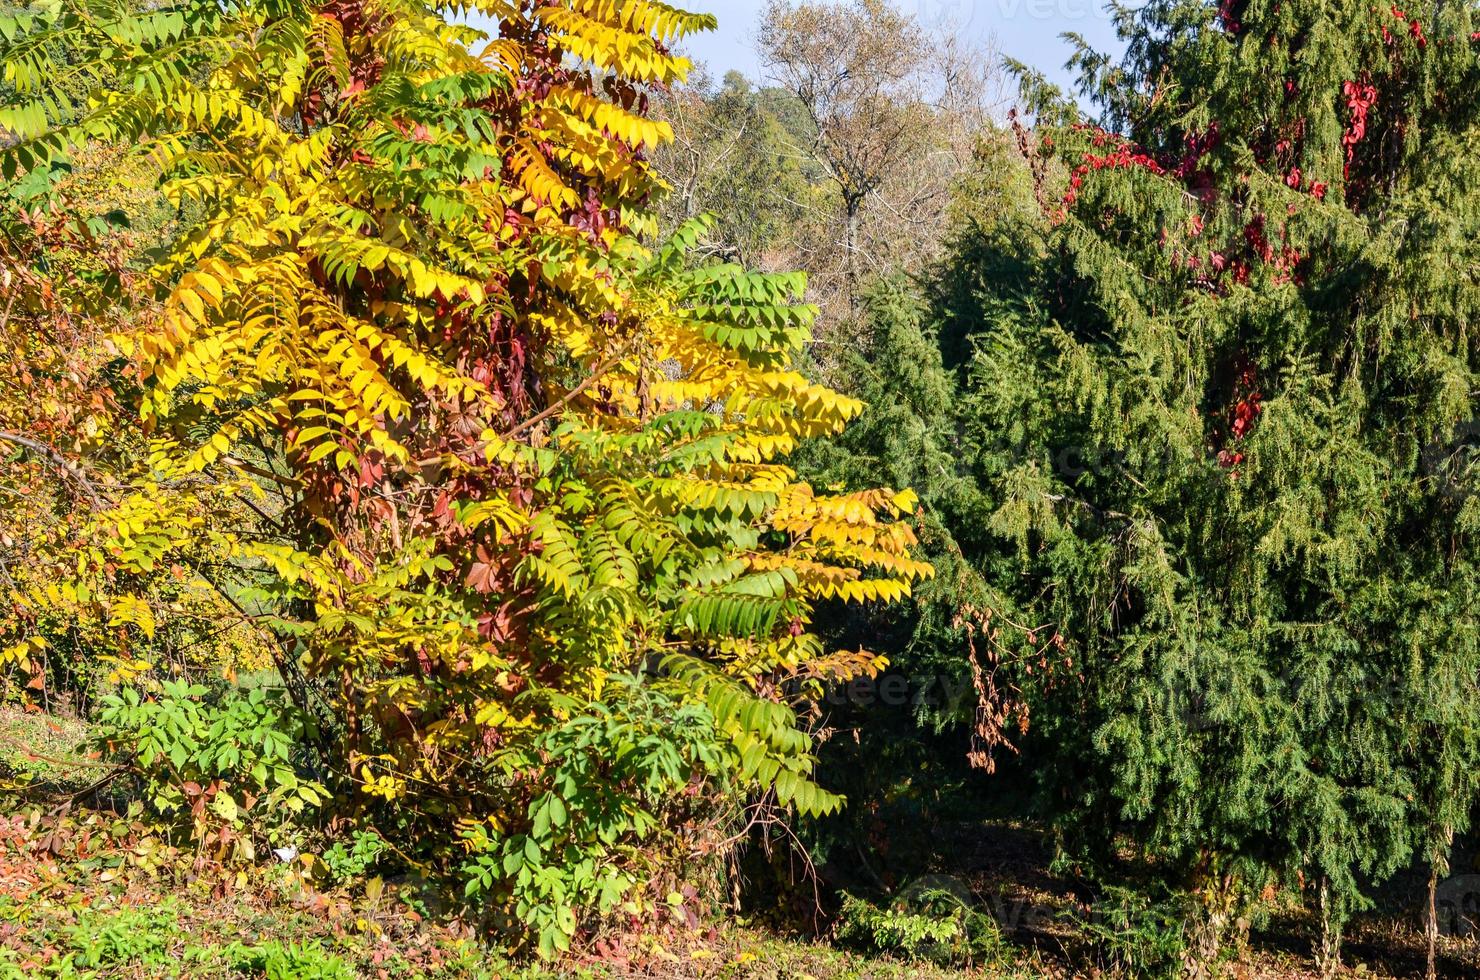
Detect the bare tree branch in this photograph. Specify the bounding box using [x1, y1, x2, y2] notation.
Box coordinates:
[0, 430, 104, 507]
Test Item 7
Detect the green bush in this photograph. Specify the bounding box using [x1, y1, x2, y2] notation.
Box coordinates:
[460, 677, 736, 958]
[228, 940, 354, 980]
[836, 887, 1005, 966]
[321, 829, 389, 884]
[1068, 885, 1190, 979]
[66, 902, 181, 971]
[95, 681, 327, 847]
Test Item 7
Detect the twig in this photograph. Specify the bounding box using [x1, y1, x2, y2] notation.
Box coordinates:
[0, 732, 117, 770]
[0, 430, 104, 507]
[500, 339, 639, 441]
[64, 764, 128, 799]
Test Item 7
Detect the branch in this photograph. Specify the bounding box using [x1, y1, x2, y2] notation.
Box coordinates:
[500, 339, 640, 441]
[0, 430, 104, 508]
[221, 456, 302, 489]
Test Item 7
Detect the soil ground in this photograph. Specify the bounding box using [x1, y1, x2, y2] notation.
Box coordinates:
[2, 706, 1477, 978]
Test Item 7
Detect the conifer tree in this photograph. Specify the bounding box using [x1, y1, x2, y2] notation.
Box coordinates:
[810, 1, 1480, 970]
[993, 1, 1480, 967]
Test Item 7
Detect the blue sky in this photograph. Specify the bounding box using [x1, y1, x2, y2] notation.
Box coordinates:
[675, 0, 1124, 96]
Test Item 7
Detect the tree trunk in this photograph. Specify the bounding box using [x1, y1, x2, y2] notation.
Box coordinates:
[1315, 876, 1342, 978]
[1427, 827, 1453, 980]
[1427, 862, 1439, 980]
[1187, 865, 1239, 977]
[844, 198, 860, 311]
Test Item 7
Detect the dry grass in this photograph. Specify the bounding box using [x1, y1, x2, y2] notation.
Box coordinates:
[0, 705, 96, 793]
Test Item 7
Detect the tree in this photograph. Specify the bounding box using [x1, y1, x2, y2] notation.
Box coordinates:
[650, 68, 819, 269]
[756, 0, 998, 319]
[792, 169, 1057, 883]
[811, 0, 1480, 972]
[990, 1, 1480, 970]
[0, 0, 928, 951]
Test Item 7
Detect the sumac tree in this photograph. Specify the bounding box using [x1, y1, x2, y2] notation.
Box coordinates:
[0, 0, 928, 951]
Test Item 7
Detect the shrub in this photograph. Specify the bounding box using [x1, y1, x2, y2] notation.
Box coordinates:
[836, 886, 1005, 966]
[95, 681, 327, 850]
[228, 940, 354, 980]
[321, 829, 389, 885]
[1068, 886, 1191, 980]
[459, 677, 737, 958]
[66, 902, 181, 972]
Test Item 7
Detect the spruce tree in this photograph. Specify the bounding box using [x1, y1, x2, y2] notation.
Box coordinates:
[1003, 0, 1480, 966]
[812, 1, 1480, 970]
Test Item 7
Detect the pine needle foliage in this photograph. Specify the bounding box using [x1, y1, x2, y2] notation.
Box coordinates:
[808, 1, 1480, 967]
[994, 1, 1480, 963]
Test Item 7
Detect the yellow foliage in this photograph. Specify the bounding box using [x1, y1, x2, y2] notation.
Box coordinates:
[1, 0, 929, 860]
